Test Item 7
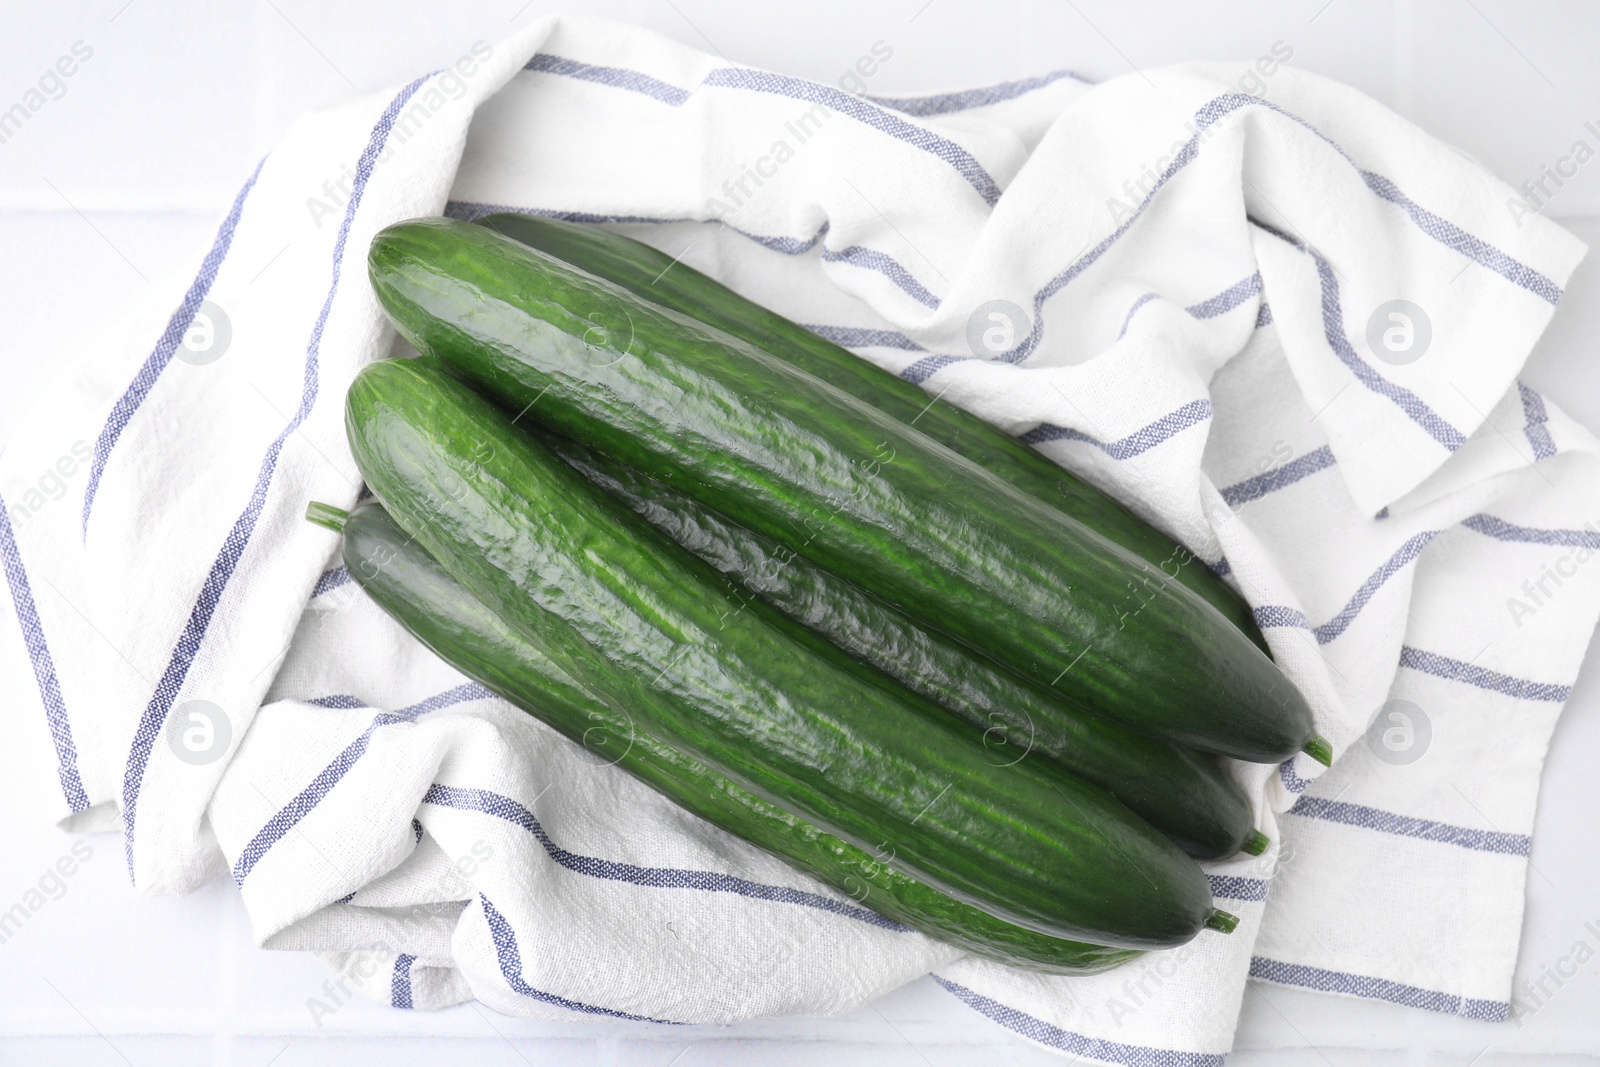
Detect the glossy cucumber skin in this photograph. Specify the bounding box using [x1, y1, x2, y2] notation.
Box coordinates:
[477, 211, 1263, 650]
[368, 218, 1313, 763]
[547, 432, 1255, 860]
[345, 356, 1220, 949]
[338, 501, 1141, 974]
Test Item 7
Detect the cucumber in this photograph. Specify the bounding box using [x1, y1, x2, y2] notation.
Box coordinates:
[368, 218, 1323, 765]
[477, 212, 1264, 649]
[546, 431, 1264, 861]
[344, 356, 1232, 949]
[308, 499, 1143, 974]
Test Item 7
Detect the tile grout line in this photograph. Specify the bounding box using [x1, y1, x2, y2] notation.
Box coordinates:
[215, 890, 241, 1067]
[1392, 0, 1416, 120]
[2, 201, 1598, 223]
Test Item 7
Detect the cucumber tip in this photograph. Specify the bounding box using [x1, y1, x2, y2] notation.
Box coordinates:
[1302, 734, 1334, 767]
[305, 501, 351, 533]
[1205, 908, 1240, 934]
[1242, 829, 1269, 856]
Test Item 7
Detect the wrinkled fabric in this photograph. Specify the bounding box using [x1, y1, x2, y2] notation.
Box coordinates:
[1, 14, 1594, 1061]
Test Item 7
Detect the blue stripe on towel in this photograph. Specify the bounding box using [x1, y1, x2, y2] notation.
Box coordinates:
[1399, 645, 1569, 702]
[1219, 446, 1337, 508]
[863, 69, 1092, 117]
[1116, 292, 1163, 339]
[391, 953, 416, 1009]
[479, 894, 682, 1023]
[1251, 216, 1465, 450]
[1462, 513, 1600, 550]
[524, 54, 689, 106]
[231, 683, 491, 886]
[0, 495, 89, 812]
[701, 67, 1002, 206]
[1020, 400, 1212, 460]
[819, 243, 940, 308]
[1187, 272, 1263, 319]
[1308, 250, 1465, 450]
[1116, 273, 1263, 341]
[1358, 172, 1561, 305]
[1310, 531, 1439, 644]
[423, 783, 908, 931]
[1250, 957, 1510, 1020]
[1252, 532, 1438, 645]
[933, 976, 1226, 1067]
[1208, 875, 1270, 902]
[1278, 758, 1318, 794]
[524, 55, 1002, 206]
[802, 324, 925, 351]
[82, 157, 267, 536]
[1286, 796, 1530, 855]
[1253, 605, 1310, 630]
[1517, 381, 1557, 459]
[311, 565, 352, 598]
[902, 89, 1555, 397]
[120, 75, 437, 881]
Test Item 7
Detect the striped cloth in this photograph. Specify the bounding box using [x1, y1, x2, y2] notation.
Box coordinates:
[1, 13, 1594, 1061]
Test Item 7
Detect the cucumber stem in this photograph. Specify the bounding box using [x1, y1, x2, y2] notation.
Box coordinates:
[1302, 734, 1333, 767]
[1242, 829, 1269, 857]
[305, 501, 350, 533]
[1205, 909, 1239, 934]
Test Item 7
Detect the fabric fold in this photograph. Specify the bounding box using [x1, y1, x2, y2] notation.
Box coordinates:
[1, 13, 1595, 1061]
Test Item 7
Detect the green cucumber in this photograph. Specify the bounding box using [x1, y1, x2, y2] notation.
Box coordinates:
[477, 211, 1263, 649]
[308, 499, 1143, 974]
[345, 356, 1231, 949]
[546, 431, 1263, 861]
[368, 218, 1322, 765]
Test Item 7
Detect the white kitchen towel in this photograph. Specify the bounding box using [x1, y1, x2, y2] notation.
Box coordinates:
[2, 12, 1596, 1061]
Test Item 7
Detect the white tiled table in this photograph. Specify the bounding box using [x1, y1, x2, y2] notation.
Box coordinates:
[3, 2, 1598, 1062]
